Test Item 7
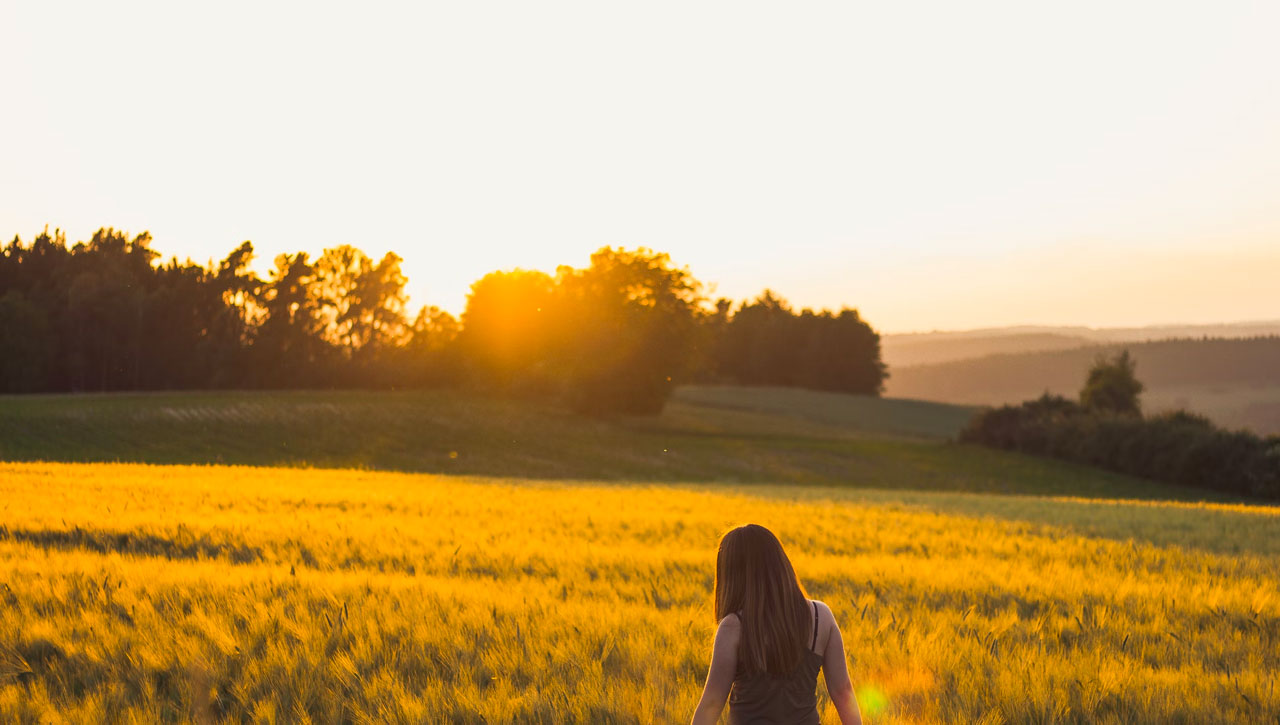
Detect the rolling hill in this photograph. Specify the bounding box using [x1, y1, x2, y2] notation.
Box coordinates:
[0, 385, 1219, 500]
[881, 320, 1280, 368]
[886, 336, 1280, 435]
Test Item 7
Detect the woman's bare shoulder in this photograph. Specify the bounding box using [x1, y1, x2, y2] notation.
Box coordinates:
[718, 612, 742, 630]
[715, 613, 743, 650]
[810, 599, 839, 628]
[810, 600, 840, 653]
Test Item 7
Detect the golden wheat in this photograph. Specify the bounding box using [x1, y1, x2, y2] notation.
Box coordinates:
[1, 462, 1277, 723]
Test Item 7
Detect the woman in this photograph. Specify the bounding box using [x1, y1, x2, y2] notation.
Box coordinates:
[691, 524, 863, 725]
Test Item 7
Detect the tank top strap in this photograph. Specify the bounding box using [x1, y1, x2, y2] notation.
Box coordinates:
[810, 600, 819, 651]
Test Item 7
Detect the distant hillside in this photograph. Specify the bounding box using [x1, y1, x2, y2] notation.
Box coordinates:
[884, 332, 1093, 368]
[886, 336, 1280, 436]
[883, 320, 1280, 367]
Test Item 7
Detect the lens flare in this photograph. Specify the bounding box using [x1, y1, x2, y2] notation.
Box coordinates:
[856, 684, 890, 718]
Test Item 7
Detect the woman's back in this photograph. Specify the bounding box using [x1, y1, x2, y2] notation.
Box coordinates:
[727, 599, 823, 725]
[690, 524, 862, 725]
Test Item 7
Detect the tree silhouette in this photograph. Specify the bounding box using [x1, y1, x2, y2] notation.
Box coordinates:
[253, 252, 331, 387]
[711, 290, 887, 395]
[1080, 349, 1144, 416]
[552, 247, 702, 414]
[458, 269, 557, 391]
[0, 226, 887, 406]
[0, 291, 51, 392]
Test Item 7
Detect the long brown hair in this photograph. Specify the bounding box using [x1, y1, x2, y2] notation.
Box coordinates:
[714, 524, 812, 676]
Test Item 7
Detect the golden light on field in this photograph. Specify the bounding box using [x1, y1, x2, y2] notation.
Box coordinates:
[2, 462, 1278, 722]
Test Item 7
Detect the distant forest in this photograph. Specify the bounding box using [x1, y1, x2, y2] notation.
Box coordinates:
[881, 322, 1280, 368]
[0, 228, 887, 413]
[888, 337, 1280, 403]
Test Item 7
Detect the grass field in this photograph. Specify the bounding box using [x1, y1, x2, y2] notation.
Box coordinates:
[2, 387, 1275, 723]
[2, 462, 1278, 723]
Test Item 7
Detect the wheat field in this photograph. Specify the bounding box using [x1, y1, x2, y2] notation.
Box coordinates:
[2, 461, 1278, 724]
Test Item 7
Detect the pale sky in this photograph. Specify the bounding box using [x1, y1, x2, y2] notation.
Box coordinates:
[2, 1, 1278, 333]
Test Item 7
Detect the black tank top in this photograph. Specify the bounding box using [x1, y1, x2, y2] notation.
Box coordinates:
[727, 600, 822, 725]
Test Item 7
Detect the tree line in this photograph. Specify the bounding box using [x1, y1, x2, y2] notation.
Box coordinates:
[0, 228, 887, 413]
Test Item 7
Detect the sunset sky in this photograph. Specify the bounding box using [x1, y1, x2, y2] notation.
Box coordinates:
[3, 1, 1278, 333]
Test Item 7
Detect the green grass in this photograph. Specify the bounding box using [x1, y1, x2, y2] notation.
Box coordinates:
[0, 386, 1221, 501]
[671, 385, 978, 440]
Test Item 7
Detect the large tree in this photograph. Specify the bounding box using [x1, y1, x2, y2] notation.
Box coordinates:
[551, 247, 703, 414]
[458, 269, 557, 391]
[252, 252, 332, 387]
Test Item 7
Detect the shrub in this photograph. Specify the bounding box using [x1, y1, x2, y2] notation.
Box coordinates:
[1080, 350, 1144, 416]
[961, 400, 1280, 499]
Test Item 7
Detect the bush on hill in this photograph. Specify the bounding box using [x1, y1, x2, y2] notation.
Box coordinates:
[961, 394, 1280, 499]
